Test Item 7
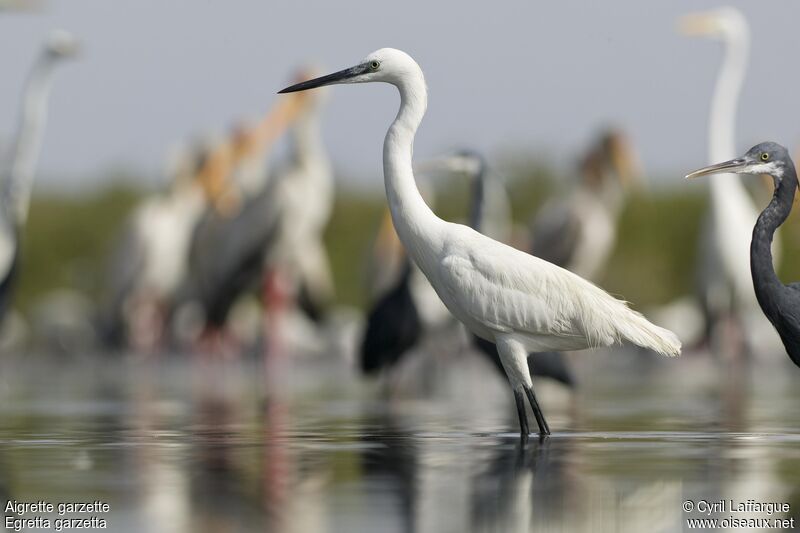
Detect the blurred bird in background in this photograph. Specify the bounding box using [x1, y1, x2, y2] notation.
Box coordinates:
[181, 68, 334, 356]
[529, 128, 641, 281]
[0, 30, 78, 324]
[680, 7, 782, 359]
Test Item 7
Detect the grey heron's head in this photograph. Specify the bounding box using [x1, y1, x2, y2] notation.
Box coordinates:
[44, 30, 80, 59]
[686, 142, 794, 185]
[278, 48, 422, 94]
[678, 7, 748, 42]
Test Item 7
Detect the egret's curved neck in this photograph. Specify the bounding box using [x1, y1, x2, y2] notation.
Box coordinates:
[3, 54, 59, 225]
[384, 74, 443, 259]
[709, 31, 748, 162]
[751, 166, 797, 303]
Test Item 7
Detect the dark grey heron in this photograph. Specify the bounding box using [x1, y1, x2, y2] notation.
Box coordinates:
[687, 142, 800, 367]
[0, 30, 78, 321]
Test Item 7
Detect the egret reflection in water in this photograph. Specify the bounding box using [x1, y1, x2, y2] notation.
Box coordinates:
[0, 350, 799, 532]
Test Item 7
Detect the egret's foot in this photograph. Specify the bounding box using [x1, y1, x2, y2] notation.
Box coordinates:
[514, 389, 530, 442]
[524, 384, 551, 435]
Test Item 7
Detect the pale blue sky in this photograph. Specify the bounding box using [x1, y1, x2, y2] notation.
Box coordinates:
[1, 0, 799, 189]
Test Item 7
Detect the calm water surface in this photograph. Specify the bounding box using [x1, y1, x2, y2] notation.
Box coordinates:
[0, 350, 798, 532]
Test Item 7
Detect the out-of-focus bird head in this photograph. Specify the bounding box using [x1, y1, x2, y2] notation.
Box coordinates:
[582, 129, 642, 192]
[230, 119, 260, 160]
[678, 8, 747, 42]
[289, 66, 328, 111]
[414, 149, 485, 179]
[193, 133, 241, 216]
[44, 30, 80, 59]
[165, 142, 202, 191]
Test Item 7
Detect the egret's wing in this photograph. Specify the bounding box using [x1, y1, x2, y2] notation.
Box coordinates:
[439, 227, 680, 356]
[440, 230, 588, 339]
[530, 199, 581, 268]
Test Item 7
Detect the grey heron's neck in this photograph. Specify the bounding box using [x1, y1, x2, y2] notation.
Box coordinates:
[3, 55, 60, 225]
[384, 75, 443, 258]
[751, 166, 797, 295]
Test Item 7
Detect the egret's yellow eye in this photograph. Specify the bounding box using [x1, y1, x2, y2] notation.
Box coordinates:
[370, 61, 380, 70]
[761, 153, 770, 161]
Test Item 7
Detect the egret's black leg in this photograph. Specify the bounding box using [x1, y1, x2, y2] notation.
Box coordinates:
[524, 384, 550, 436]
[514, 389, 530, 442]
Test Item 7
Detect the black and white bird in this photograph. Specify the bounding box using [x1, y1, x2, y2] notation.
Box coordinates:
[187, 75, 332, 339]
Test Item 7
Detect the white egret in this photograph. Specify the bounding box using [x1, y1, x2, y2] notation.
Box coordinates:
[0, 30, 78, 320]
[361, 150, 574, 389]
[279, 49, 681, 438]
[680, 8, 777, 353]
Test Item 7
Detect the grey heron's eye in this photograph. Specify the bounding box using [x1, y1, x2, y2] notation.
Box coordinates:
[369, 60, 380, 70]
[761, 152, 770, 161]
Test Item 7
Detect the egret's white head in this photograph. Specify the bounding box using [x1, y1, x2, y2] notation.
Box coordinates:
[278, 48, 423, 94]
[44, 30, 80, 59]
[678, 7, 748, 42]
[686, 142, 794, 184]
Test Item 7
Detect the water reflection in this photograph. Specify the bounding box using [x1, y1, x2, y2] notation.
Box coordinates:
[0, 351, 798, 532]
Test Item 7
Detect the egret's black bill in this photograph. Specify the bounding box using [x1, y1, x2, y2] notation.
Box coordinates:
[278, 64, 367, 94]
[685, 158, 747, 179]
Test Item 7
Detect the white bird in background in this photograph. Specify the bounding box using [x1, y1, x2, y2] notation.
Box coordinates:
[680, 8, 779, 355]
[279, 48, 681, 439]
[264, 71, 335, 324]
[107, 92, 303, 351]
[0, 30, 78, 321]
[100, 143, 211, 349]
[530, 129, 641, 281]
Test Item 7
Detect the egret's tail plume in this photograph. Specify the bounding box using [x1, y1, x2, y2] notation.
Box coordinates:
[620, 311, 682, 357]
